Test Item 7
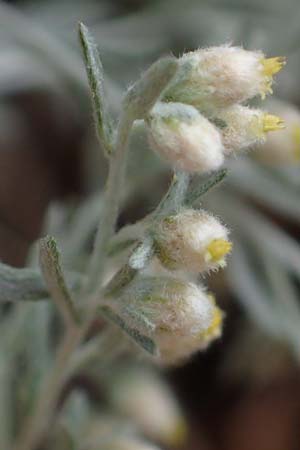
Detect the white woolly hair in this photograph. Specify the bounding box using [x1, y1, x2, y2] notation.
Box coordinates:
[164, 45, 266, 113]
[216, 104, 266, 154]
[112, 276, 222, 365]
[147, 102, 224, 173]
[155, 327, 221, 366]
[155, 209, 230, 273]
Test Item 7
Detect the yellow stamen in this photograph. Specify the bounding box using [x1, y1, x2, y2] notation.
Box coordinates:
[292, 124, 300, 161]
[199, 299, 223, 341]
[263, 114, 285, 133]
[206, 239, 232, 262]
[260, 57, 286, 98]
[261, 56, 286, 78]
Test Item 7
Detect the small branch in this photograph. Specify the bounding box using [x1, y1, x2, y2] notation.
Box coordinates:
[39, 236, 79, 328]
[85, 112, 134, 295]
[83, 54, 178, 295]
[66, 326, 123, 378]
[12, 327, 82, 450]
[107, 221, 145, 257]
[154, 170, 190, 218]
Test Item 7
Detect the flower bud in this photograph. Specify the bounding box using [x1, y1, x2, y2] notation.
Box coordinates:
[146, 102, 224, 173]
[154, 209, 231, 274]
[111, 277, 223, 365]
[254, 100, 300, 165]
[108, 366, 186, 446]
[215, 105, 284, 154]
[164, 46, 285, 113]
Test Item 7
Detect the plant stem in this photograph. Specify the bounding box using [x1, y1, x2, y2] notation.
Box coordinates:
[12, 326, 82, 450]
[85, 111, 134, 294]
[13, 112, 134, 450]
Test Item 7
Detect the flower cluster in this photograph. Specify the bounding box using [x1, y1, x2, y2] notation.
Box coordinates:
[108, 45, 285, 366]
[146, 45, 285, 171]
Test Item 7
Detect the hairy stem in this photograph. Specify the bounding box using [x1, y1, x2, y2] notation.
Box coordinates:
[13, 114, 134, 450]
[85, 112, 134, 295]
[12, 327, 82, 450]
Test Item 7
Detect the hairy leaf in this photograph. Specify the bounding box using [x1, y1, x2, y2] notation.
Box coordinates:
[101, 306, 157, 355]
[39, 236, 79, 325]
[154, 171, 190, 217]
[79, 22, 113, 155]
[185, 169, 227, 207]
[124, 56, 178, 120]
[0, 262, 81, 304]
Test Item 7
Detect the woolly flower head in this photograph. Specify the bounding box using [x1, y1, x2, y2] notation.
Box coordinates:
[113, 276, 223, 365]
[108, 366, 186, 446]
[154, 209, 231, 274]
[146, 102, 224, 173]
[163, 46, 285, 114]
[215, 105, 284, 154]
[254, 99, 300, 165]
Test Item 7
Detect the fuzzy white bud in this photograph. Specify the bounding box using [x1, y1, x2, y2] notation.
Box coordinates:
[154, 209, 231, 274]
[111, 276, 223, 365]
[108, 366, 186, 446]
[254, 99, 300, 165]
[215, 105, 284, 154]
[164, 46, 285, 114]
[146, 102, 224, 173]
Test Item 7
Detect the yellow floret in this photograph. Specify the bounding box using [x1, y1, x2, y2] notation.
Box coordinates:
[261, 57, 286, 77]
[260, 57, 286, 98]
[199, 297, 223, 341]
[206, 239, 232, 263]
[262, 114, 285, 133]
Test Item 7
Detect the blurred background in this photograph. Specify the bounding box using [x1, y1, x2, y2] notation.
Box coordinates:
[1, 0, 300, 449]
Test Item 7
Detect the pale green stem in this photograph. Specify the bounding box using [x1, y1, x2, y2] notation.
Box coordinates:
[85, 112, 134, 295]
[12, 326, 83, 450]
[67, 327, 128, 378]
[12, 313, 125, 450]
[13, 109, 134, 450]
